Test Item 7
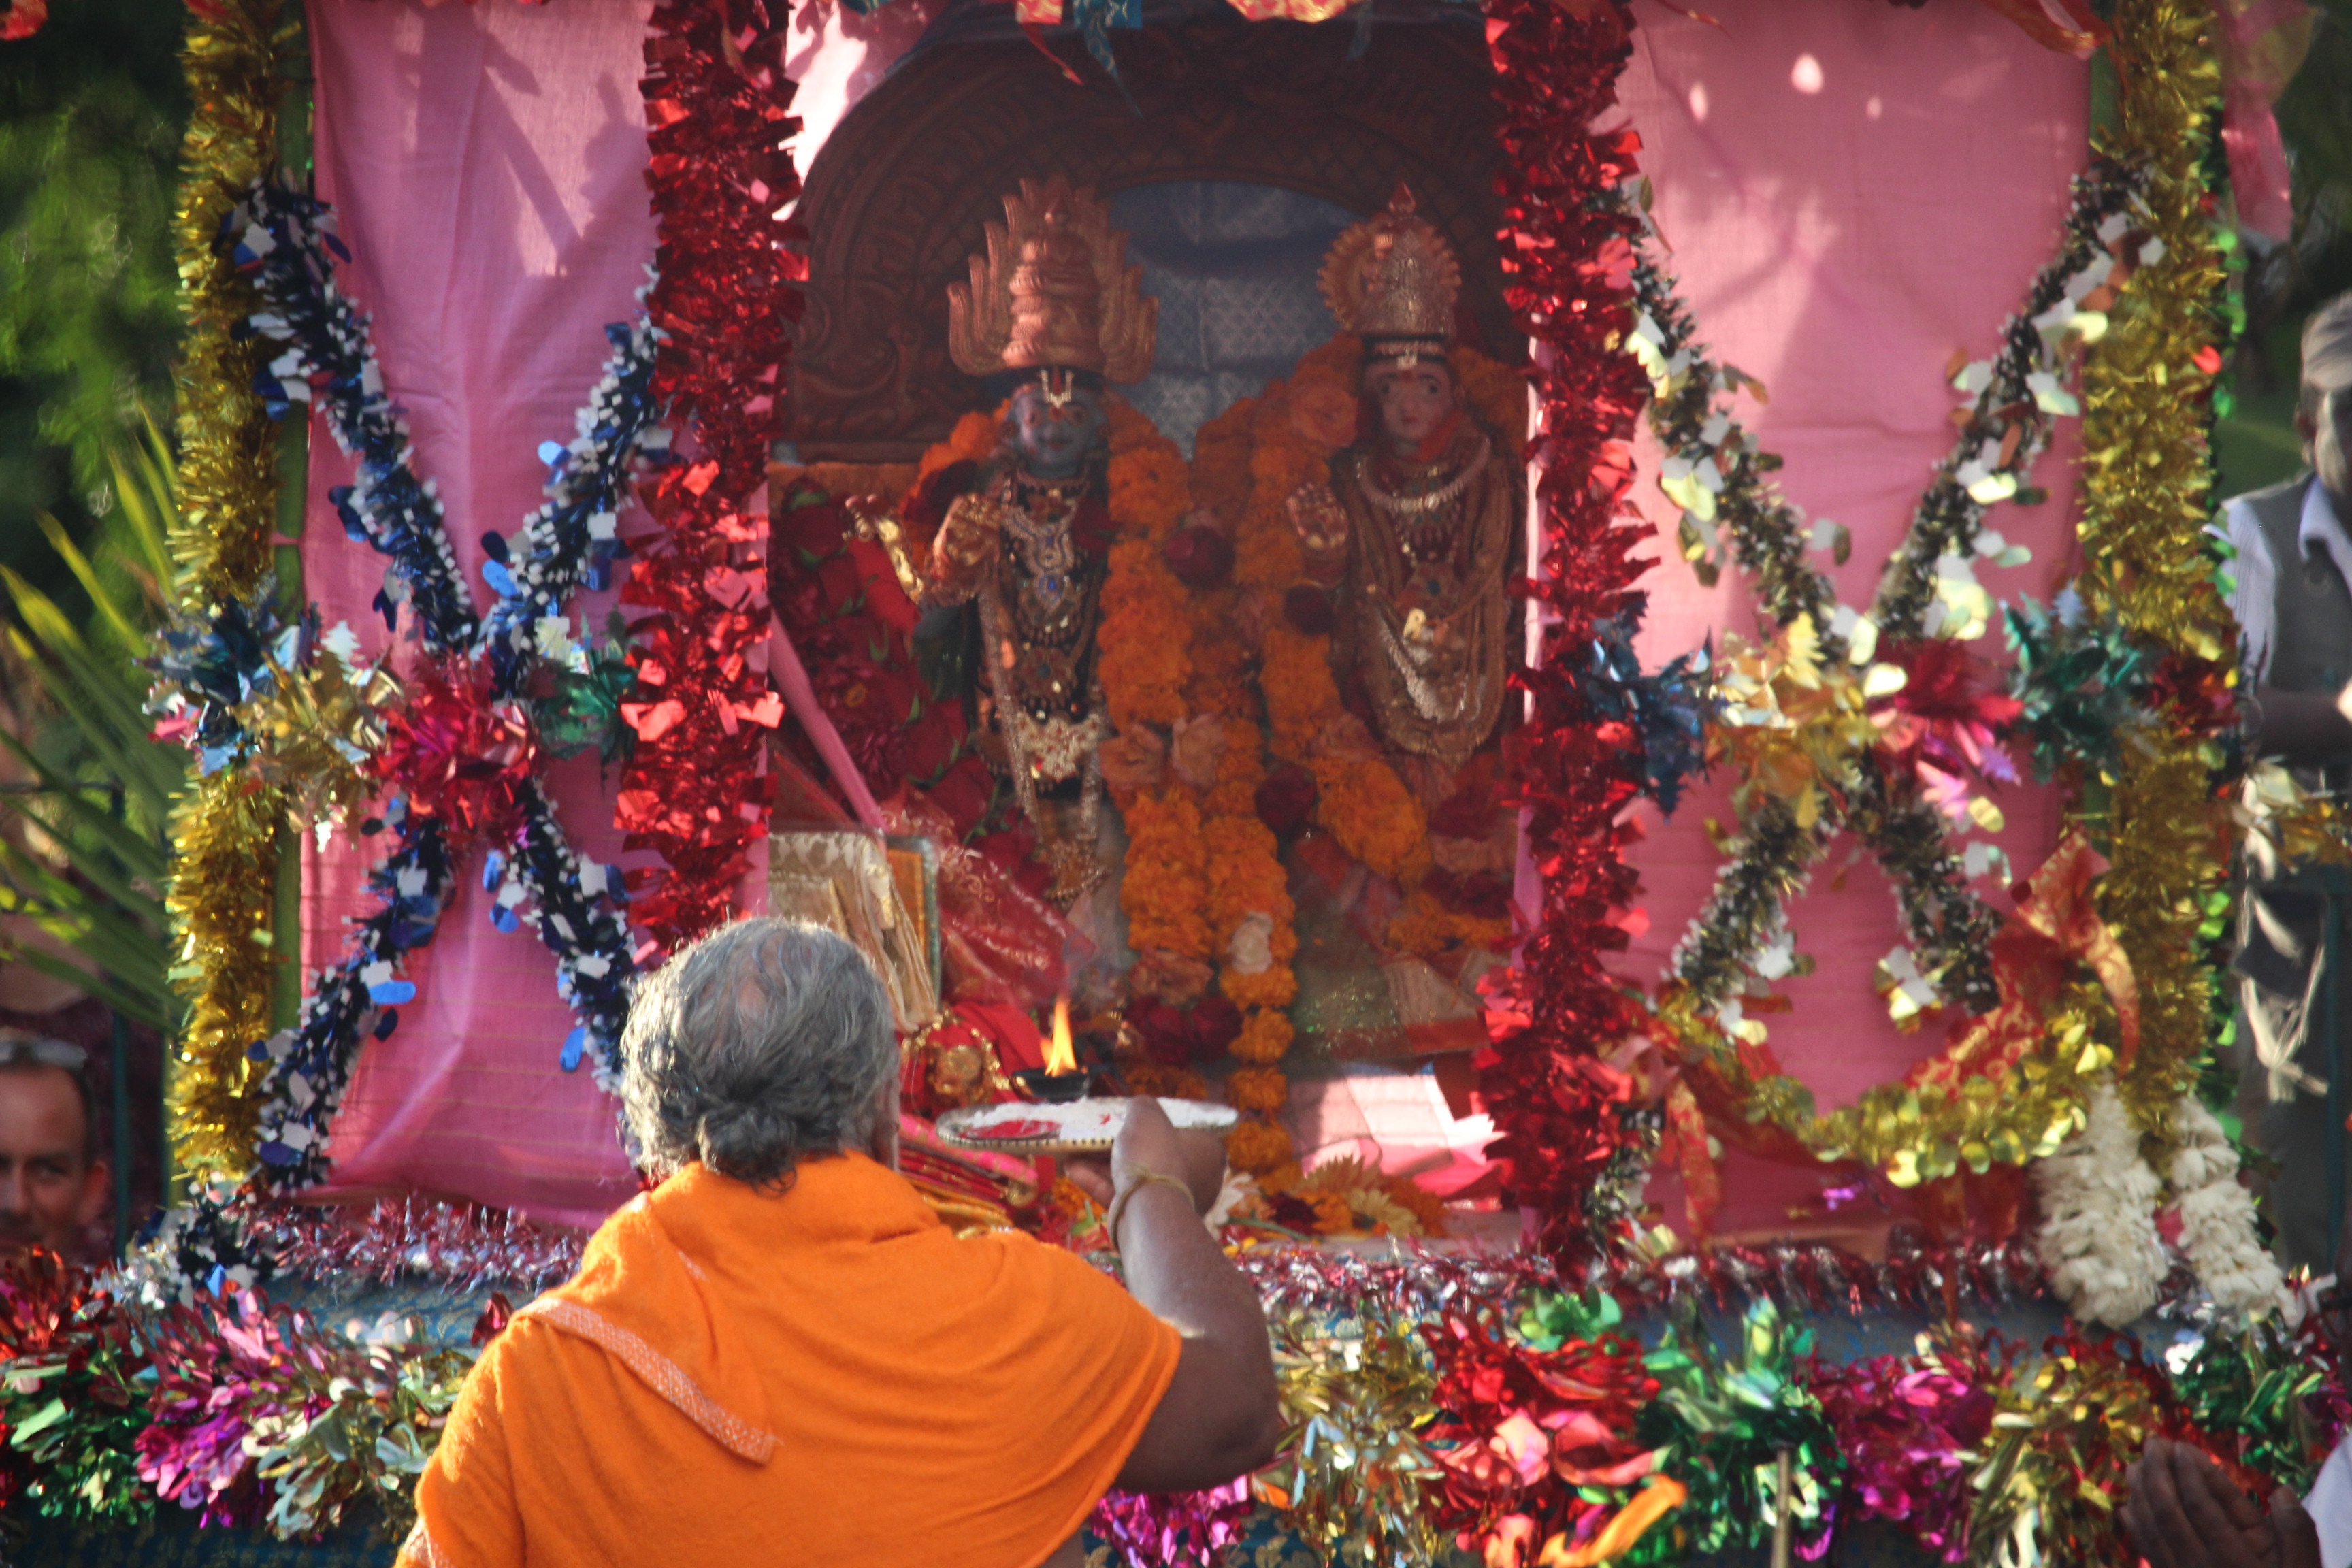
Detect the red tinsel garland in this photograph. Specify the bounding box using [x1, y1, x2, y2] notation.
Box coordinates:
[1476, 0, 1656, 1270]
[618, 0, 800, 950]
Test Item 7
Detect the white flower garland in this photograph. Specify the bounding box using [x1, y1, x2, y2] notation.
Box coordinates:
[2171, 1093, 2289, 1322]
[2034, 1077, 2167, 1326]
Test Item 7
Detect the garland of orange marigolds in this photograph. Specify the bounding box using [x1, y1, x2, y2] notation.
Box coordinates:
[908, 397, 1304, 1174]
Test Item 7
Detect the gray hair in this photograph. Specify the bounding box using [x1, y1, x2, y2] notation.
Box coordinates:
[619, 919, 898, 1190]
[2302, 293, 2352, 410]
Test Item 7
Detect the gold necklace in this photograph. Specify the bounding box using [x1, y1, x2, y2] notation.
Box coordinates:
[1354, 434, 1490, 518]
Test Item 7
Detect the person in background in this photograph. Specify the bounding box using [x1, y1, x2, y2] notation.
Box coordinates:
[400, 917, 1281, 1568]
[2223, 292, 2352, 1271]
[0, 1028, 108, 1258]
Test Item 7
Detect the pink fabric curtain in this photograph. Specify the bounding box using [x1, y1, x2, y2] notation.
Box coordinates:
[1612, 1, 2087, 1239]
[299, 0, 666, 1225]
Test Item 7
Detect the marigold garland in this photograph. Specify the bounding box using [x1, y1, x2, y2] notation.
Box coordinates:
[1192, 330, 1524, 1173]
[1119, 789, 1211, 959]
[164, 0, 291, 1175]
[1218, 337, 1432, 885]
[904, 395, 1307, 1171]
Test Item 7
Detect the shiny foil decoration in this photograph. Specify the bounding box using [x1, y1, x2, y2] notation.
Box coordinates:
[1970, 1332, 2185, 1568]
[1651, 153, 2159, 1171]
[1419, 1296, 1666, 1567]
[1477, 0, 1659, 1271]
[223, 187, 655, 1171]
[1808, 1335, 2006, 1561]
[618, 0, 800, 949]
[2073, 0, 2237, 1135]
[163, 0, 287, 1175]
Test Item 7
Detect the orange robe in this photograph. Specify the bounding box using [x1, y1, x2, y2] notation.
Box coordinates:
[397, 1154, 1181, 1568]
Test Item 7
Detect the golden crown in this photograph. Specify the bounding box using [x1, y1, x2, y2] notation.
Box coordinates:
[947, 176, 1157, 382]
[1318, 184, 1461, 361]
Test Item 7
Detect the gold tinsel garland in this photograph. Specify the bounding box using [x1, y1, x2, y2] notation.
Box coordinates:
[1645, 0, 2227, 1186]
[2076, 0, 2233, 1135]
[165, 0, 289, 1175]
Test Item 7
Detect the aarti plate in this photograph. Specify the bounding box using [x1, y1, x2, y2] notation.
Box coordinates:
[934, 1096, 1239, 1156]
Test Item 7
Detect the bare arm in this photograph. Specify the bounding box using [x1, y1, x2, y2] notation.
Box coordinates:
[1068, 1102, 1281, 1494]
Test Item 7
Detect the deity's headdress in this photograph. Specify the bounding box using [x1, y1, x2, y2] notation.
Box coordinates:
[948, 176, 1157, 385]
[1319, 184, 1461, 370]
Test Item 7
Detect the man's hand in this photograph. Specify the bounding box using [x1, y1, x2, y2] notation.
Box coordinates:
[1064, 1098, 1226, 1216]
[1081, 1096, 1281, 1493]
[2124, 1437, 2315, 1568]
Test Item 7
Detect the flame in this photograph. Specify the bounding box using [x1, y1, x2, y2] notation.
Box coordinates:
[1044, 993, 1077, 1076]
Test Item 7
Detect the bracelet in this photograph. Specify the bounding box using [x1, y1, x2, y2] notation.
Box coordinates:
[1105, 1172, 1192, 1245]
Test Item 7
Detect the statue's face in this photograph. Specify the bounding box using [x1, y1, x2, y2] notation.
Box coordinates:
[1367, 361, 1458, 457]
[1010, 380, 1107, 480]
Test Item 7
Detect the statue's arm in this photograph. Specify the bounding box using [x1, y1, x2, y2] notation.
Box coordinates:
[925, 490, 1002, 607]
[1465, 441, 1521, 584]
[1286, 463, 1351, 587]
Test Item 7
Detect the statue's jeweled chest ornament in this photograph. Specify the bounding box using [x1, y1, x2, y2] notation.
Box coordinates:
[1288, 186, 1516, 774]
[922, 177, 1158, 904]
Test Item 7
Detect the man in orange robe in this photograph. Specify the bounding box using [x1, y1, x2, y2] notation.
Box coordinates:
[399, 919, 1277, 1568]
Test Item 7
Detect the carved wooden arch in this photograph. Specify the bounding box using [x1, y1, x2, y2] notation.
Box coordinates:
[787, 5, 1512, 462]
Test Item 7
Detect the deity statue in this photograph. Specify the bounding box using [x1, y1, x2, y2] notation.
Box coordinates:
[918, 176, 1159, 907]
[1286, 187, 1519, 784]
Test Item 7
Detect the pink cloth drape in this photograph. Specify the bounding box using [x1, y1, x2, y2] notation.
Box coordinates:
[1613, 1, 2087, 1239]
[300, 0, 666, 1225]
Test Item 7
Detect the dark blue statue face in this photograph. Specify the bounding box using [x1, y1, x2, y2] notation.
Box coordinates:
[1010, 380, 1107, 480]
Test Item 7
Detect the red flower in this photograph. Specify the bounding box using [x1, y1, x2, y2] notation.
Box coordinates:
[1283, 585, 1335, 636]
[1128, 992, 1243, 1066]
[904, 461, 978, 542]
[1164, 523, 1235, 589]
[1071, 495, 1119, 558]
[1255, 764, 1318, 836]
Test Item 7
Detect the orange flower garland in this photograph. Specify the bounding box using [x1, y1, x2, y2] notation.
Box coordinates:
[1211, 335, 1528, 899]
[904, 393, 1303, 1174]
[1121, 787, 1212, 958]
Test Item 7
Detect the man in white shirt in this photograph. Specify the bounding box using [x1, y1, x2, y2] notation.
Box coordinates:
[2221, 294, 2352, 1271]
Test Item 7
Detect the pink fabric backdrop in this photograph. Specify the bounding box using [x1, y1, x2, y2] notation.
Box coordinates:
[300, 0, 666, 1225]
[297, 0, 2085, 1235]
[1610, 2, 2087, 1239]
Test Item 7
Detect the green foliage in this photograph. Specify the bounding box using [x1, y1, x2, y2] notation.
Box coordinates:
[0, 423, 186, 1029]
[0, 0, 187, 625]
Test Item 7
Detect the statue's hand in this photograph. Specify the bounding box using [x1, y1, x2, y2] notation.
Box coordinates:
[927, 491, 1003, 602]
[1286, 483, 1348, 585]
